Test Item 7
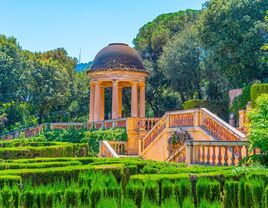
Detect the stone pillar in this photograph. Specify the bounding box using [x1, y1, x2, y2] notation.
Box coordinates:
[118, 87, 123, 118]
[139, 83, 146, 117]
[112, 80, 119, 119]
[131, 82, 138, 117]
[94, 82, 101, 121]
[100, 87, 105, 120]
[89, 83, 95, 122]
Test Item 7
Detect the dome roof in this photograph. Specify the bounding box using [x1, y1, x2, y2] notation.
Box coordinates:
[90, 43, 145, 72]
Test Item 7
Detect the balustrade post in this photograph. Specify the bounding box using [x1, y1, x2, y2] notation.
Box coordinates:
[197, 146, 201, 164]
[212, 146, 216, 165]
[206, 146, 211, 165]
[218, 146, 222, 166]
[224, 146, 228, 166]
[231, 146, 235, 166]
[237, 146, 242, 164]
[202, 145, 205, 164]
[245, 146, 249, 157]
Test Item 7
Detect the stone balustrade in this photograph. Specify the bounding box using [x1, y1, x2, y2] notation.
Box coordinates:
[134, 117, 160, 131]
[199, 108, 246, 141]
[185, 140, 250, 166]
[108, 141, 127, 155]
[99, 140, 119, 158]
[0, 124, 45, 140]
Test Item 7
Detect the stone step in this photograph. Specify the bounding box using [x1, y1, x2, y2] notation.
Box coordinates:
[118, 155, 139, 158]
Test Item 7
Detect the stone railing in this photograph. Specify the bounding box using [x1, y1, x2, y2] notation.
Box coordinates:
[99, 140, 119, 158]
[0, 124, 45, 140]
[141, 115, 167, 151]
[50, 123, 84, 130]
[134, 117, 160, 131]
[87, 118, 127, 130]
[185, 140, 250, 166]
[108, 141, 127, 155]
[140, 109, 247, 156]
[199, 108, 246, 141]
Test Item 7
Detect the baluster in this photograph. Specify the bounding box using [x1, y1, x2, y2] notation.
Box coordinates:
[212, 146, 216, 165]
[206, 146, 211, 165]
[217, 146, 222, 166]
[231, 146, 235, 166]
[224, 146, 228, 166]
[202, 145, 205, 164]
[197, 146, 201, 164]
[237, 146, 242, 164]
[245, 146, 249, 157]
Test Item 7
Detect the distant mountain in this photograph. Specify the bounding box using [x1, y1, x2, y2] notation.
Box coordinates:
[75, 61, 93, 72]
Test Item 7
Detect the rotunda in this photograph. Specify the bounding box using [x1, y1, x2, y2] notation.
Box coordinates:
[88, 43, 149, 121]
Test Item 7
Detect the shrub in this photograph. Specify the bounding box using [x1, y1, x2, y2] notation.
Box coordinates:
[250, 83, 268, 105]
[64, 187, 80, 208]
[96, 198, 118, 208]
[122, 199, 137, 208]
[265, 186, 268, 208]
[251, 180, 265, 208]
[199, 199, 221, 208]
[141, 199, 159, 208]
[174, 179, 192, 207]
[143, 179, 159, 204]
[182, 197, 194, 208]
[248, 94, 268, 166]
[125, 180, 143, 208]
[238, 179, 246, 208]
[224, 180, 239, 208]
[161, 179, 174, 201]
[162, 198, 179, 208]
[229, 85, 251, 118]
[182, 99, 207, 110]
[196, 179, 220, 206]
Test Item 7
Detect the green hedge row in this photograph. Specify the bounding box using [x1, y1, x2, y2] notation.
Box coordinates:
[250, 83, 268, 105]
[0, 142, 88, 159]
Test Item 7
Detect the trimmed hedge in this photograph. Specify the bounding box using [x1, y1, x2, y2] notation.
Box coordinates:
[182, 99, 207, 110]
[250, 83, 268, 105]
[0, 142, 88, 159]
[224, 180, 239, 208]
[196, 179, 221, 206]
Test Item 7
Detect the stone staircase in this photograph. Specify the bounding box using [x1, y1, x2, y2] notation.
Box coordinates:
[100, 108, 250, 166]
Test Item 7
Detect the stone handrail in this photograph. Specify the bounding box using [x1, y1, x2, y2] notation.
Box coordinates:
[134, 117, 160, 131]
[200, 108, 246, 141]
[50, 123, 84, 130]
[141, 114, 167, 152]
[88, 118, 127, 130]
[185, 140, 250, 166]
[108, 141, 127, 155]
[99, 140, 119, 158]
[0, 124, 45, 140]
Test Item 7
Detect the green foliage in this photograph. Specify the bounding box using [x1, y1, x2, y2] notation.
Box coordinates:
[224, 180, 239, 208]
[230, 85, 251, 117]
[125, 180, 144, 207]
[161, 179, 174, 201]
[196, 179, 221, 206]
[162, 198, 179, 208]
[199, 199, 221, 208]
[97, 198, 117, 208]
[250, 84, 268, 105]
[248, 94, 268, 165]
[265, 186, 268, 208]
[181, 197, 194, 208]
[198, 0, 268, 88]
[182, 99, 207, 110]
[174, 179, 192, 207]
[143, 179, 159, 204]
[122, 199, 137, 208]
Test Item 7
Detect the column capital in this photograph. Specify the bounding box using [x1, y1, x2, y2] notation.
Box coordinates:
[139, 82, 146, 87]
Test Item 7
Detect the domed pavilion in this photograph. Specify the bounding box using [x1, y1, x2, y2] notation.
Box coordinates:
[88, 43, 149, 122]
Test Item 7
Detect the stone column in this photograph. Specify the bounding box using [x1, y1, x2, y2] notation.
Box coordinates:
[118, 87, 123, 118]
[131, 82, 138, 117]
[94, 82, 101, 121]
[112, 80, 119, 119]
[139, 83, 146, 118]
[100, 87, 105, 120]
[89, 83, 95, 122]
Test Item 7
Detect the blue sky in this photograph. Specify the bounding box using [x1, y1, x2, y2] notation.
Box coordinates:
[1, 0, 205, 62]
